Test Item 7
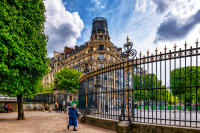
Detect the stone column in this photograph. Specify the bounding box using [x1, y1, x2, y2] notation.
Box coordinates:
[117, 121, 131, 133]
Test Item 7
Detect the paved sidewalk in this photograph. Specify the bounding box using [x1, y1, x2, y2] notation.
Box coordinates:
[0, 111, 116, 133]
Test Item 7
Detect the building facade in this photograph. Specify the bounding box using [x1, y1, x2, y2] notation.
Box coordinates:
[43, 17, 123, 87]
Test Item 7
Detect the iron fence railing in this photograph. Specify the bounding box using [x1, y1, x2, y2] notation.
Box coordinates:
[0, 95, 17, 101]
[0, 93, 68, 104]
[79, 40, 200, 128]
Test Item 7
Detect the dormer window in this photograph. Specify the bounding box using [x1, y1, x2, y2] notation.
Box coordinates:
[99, 45, 104, 50]
[99, 36, 103, 40]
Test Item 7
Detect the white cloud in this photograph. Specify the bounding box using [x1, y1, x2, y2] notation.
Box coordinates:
[92, 0, 105, 9]
[132, 0, 200, 52]
[44, 0, 84, 57]
[135, 0, 155, 12]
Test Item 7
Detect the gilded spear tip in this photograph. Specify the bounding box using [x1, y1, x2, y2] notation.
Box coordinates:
[139, 51, 142, 57]
[174, 43, 177, 50]
[184, 41, 187, 48]
[147, 50, 149, 55]
[196, 39, 199, 46]
[164, 46, 167, 52]
[155, 47, 158, 53]
[127, 36, 130, 43]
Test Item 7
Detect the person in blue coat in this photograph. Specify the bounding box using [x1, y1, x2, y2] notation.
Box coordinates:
[67, 104, 78, 131]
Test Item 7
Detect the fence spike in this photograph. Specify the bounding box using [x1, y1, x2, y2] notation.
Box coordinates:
[147, 50, 149, 55]
[196, 39, 199, 47]
[174, 43, 177, 51]
[164, 46, 167, 52]
[139, 51, 142, 57]
[184, 41, 187, 48]
[155, 47, 158, 54]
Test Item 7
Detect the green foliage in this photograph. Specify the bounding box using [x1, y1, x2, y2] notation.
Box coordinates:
[134, 74, 175, 102]
[0, 0, 48, 97]
[54, 68, 81, 92]
[170, 66, 200, 104]
[38, 82, 54, 94]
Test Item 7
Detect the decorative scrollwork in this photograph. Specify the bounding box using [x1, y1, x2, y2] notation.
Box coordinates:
[121, 36, 137, 61]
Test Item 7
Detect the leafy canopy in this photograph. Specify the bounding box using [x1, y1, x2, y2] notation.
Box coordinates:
[170, 66, 200, 104]
[0, 0, 48, 97]
[134, 74, 175, 103]
[54, 68, 81, 92]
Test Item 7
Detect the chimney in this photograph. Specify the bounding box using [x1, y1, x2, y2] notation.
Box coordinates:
[64, 47, 73, 55]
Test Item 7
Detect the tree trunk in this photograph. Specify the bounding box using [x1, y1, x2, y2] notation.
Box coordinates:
[17, 94, 24, 120]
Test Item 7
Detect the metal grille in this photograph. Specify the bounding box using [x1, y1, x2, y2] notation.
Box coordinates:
[79, 40, 200, 128]
[23, 93, 55, 103]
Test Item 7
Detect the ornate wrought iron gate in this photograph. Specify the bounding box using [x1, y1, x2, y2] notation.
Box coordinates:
[79, 39, 200, 128]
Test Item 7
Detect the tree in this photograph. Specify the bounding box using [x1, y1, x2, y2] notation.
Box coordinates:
[54, 68, 81, 92]
[170, 66, 200, 104]
[133, 74, 175, 103]
[0, 0, 48, 120]
[38, 81, 54, 94]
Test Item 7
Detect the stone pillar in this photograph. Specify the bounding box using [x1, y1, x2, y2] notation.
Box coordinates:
[117, 121, 131, 133]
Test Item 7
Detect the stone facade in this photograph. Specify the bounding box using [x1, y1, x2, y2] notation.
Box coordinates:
[43, 17, 122, 87]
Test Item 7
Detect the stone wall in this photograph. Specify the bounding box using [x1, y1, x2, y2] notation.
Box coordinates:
[131, 122, 200, 133]
[82, 115, 118, 131]
[0, 101, 55, 112]
[81, 115, 200, 133]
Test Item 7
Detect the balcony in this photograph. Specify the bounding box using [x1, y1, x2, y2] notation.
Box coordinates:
[97, 57, 106, 60]
[88, 49, 93, 53]
[88, 58, 93, 61]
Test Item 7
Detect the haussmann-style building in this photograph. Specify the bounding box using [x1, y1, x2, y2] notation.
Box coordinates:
[43, 17, 123, 102]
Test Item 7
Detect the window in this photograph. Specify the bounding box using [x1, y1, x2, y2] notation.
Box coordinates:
[99, 45, 104, 50]
[110, 56, 113, 61]
[99, 63, 104, 68]
[99, 36, 103, 40]
[76, 67, 81, 71]
[99, 54, 104, 59]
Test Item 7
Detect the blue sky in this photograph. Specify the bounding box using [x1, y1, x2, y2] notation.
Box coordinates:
[44, 0, 200, 57]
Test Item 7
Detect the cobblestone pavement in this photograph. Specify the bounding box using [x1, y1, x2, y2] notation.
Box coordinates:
[0, 111, 116, 133]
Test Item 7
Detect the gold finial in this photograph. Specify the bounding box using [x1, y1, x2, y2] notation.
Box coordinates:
[155, 47, 158, 54]
[196, 39, 199, 47]
[127, 36, 130, 44]
[147, 50, 149, 55]
[174, 43, 177, 51]
[164, 46, 167, 52]
[184, 41, 187, 48]
[139, 51, 142, 57]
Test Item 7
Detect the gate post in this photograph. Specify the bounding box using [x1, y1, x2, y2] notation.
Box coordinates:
[85, 79, 88, 115]
[117, 36, 137, 133]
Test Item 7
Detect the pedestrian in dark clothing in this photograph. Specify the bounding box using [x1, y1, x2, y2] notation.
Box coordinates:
[4, 104, 8, 113]
[59, 103, 63, 113]
[67, 104, 78, 131]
